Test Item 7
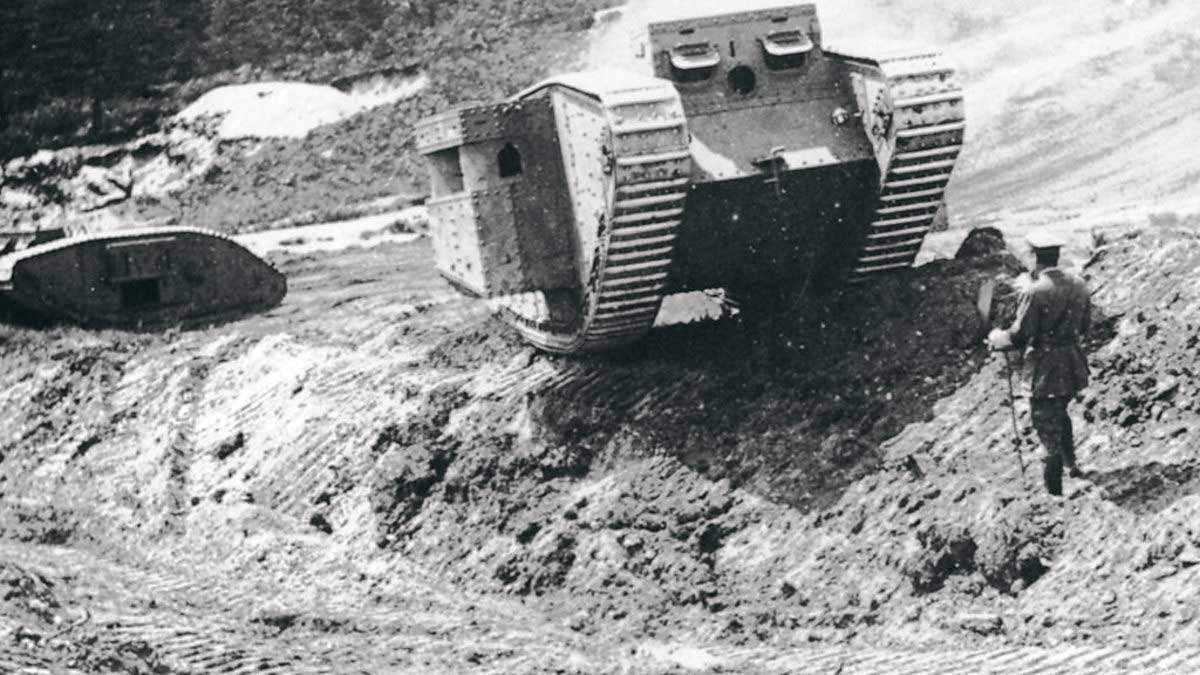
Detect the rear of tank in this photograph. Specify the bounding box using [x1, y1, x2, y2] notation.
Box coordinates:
[648, 4, 879, 293]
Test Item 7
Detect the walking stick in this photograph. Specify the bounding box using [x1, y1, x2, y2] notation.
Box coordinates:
[1001, 351, 1027, 476]
[977, 279, 1027, 476]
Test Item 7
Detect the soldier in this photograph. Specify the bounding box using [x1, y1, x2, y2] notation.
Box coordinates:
[988, 232, 1091, 496]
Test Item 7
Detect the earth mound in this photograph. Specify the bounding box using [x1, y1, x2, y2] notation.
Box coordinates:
[3, 225, 1199, 671]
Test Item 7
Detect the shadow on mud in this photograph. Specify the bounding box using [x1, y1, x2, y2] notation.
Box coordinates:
[0, 298, 269, 334]
[523, 254, 1027, 514]
[425, 246, 1122, 517]
[1089, 460, 1200, 515]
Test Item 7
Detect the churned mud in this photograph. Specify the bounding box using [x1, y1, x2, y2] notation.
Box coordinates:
[2, 224, 1199, 673]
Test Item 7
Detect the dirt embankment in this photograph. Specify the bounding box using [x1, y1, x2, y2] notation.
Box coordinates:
[2, 225, 1199, 672]
[361, 228, 1200, 650]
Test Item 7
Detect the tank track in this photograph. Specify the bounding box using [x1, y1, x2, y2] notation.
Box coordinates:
[498, 80, 691, 354]
[849, 53, 965, 280]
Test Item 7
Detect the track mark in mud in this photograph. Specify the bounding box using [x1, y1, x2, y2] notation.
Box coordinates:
[1, 541, 580, 674]
[330, 294, 366, 309]
[162, 359, 204, 530]
[161, 338, 250, 533]
[3, 344, 136, 465]
[69, 435, 102, 462]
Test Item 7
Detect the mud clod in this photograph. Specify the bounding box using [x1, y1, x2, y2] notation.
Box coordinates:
[213, 431, 245, 460]
[904, 525, 978, 594]
[309, 512, 333, 535]
[371, 436, 456, 540]
[955, 226, 1008, 259]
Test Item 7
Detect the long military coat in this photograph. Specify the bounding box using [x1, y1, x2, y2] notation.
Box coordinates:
[1005, 268, 1092, 398]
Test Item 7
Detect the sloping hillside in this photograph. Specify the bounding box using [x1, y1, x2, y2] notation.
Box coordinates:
[588, 0, 1200, 226]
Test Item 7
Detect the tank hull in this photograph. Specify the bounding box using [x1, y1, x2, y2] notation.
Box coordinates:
[0, 228, 286, 328]
[414, 2, 965, 354]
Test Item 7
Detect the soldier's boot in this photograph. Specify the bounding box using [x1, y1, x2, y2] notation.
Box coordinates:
[1061, 408, 1083, 479]
[1044, 454, 1064, 497]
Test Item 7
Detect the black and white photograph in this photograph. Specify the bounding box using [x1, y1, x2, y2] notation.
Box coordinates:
[1, 0, 1199, 672]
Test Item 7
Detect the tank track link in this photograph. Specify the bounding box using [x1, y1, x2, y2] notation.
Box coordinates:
[497, 80, 691, 354]
[848, 53, 965, 280]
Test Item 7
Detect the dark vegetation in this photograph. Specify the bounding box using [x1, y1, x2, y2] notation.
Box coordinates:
[0, 0, 612, 160]
[141, 0, 616, 231]
[3, 0, 207, 157]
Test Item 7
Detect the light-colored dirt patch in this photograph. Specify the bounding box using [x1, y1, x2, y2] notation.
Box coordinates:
[236, 206, 427, 257]
[177, 78, 428, 141]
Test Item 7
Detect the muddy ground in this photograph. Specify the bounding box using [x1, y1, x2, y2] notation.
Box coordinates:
[2, 222, 1199, 673]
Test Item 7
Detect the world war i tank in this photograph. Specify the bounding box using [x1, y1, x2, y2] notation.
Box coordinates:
[0, 226, 286, 328]
[414, 3, 965, 354]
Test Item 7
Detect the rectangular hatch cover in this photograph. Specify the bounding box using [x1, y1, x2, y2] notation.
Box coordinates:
[106, 236, 175, 283]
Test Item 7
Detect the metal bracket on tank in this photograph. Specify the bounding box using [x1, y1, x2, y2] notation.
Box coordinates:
[830, 107, 861, 126]
[106, 237, 174, 283]
[753, 146, 839, 172]
[871, 95, 894, 139]
[754, 145, 788, 195]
